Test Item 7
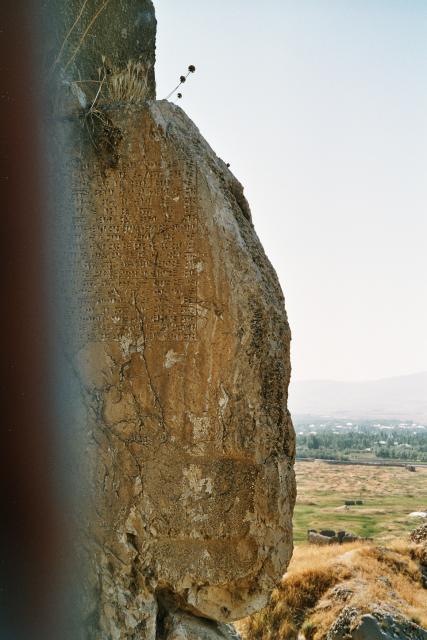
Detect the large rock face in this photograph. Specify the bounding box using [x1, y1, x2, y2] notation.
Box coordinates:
[48, 1, 295, 637]
[68, 100, 295, 637]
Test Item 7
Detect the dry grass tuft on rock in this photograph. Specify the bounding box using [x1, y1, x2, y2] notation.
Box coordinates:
[237, 545, 356, 639]
[106, 61, 150, 104]
[237, 537, 427, 640]
[69, 60, 151, 113]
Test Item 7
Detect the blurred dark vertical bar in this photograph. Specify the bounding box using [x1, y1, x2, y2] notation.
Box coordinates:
[0, 1, 62, 638]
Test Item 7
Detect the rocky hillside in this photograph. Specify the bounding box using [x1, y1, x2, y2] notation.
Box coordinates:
[237, 524, 427, 639]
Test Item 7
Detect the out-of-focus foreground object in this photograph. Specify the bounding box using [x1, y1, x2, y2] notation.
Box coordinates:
[0, 2, 63, 638]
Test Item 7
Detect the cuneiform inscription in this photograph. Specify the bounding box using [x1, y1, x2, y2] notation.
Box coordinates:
[70, 130, 199, 344]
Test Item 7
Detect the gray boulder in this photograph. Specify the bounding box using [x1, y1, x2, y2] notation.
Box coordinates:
[328, 607, 427, 640]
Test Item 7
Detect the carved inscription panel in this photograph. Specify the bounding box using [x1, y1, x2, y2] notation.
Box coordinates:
[70, 126, 198, 344]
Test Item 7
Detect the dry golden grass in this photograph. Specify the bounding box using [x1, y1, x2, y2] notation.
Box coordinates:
[237, 545, 356, 640]
[355, 543, 427, 627]
[286, 542, 363, 574]
[296, 460, 427, 498]
[237, 462, 427, 638]
[237, 539, 427, 640]
[70, 60, 151, 112]
[106, 61, 149, 104]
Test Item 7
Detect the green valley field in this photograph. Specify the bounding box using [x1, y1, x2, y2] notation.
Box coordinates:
[293, 460, 427, 544]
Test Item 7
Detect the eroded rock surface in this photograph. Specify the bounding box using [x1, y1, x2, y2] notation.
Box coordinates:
[67, 99, 295, 637]
[49, 2, 295, 638]
[159, 610, 241, 640]
[328, 607, 427, 640]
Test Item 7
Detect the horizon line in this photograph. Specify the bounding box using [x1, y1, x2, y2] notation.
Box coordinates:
[291, 370, 427, 385]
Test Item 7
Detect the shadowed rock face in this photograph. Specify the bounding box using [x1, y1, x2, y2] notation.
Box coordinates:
[40, 0, 156, 99]
[48, 1, 295, 638]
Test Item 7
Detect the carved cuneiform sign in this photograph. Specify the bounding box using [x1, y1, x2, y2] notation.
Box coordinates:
[71, 122, 199, 344]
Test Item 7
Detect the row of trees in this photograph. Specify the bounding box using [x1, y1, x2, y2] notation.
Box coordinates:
[296, 427, 427, 462]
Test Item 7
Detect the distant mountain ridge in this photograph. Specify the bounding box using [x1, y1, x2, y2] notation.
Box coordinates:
[289, 371, 427, 423]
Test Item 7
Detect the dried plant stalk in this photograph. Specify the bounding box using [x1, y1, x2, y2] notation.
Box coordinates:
[107, 61, 149, 104]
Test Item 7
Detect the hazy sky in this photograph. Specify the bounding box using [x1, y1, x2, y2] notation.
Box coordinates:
[155, 0, 427, 382]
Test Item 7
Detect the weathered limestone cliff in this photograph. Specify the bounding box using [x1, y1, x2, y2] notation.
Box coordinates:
[47, 1, 295, 638]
